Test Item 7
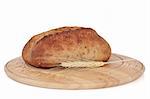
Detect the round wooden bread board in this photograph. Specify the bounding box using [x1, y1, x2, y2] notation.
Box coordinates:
[5, 54, 144, 89]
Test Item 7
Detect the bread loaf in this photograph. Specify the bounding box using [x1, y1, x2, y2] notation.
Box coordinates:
[22, 26, 111, 68]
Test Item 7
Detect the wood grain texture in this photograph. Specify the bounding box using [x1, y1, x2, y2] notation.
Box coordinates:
[5, 54, 144, 89]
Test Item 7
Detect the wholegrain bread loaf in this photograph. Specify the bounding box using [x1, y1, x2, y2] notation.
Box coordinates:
[22, 26, 111, 68]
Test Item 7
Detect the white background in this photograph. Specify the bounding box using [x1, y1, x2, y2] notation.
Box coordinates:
[0, 0, 150, 99]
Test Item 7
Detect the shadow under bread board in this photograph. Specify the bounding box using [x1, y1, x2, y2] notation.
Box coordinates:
[5, 53, 145, 89]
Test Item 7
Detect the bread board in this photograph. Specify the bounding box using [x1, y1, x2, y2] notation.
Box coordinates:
[5, 53, 144, 89]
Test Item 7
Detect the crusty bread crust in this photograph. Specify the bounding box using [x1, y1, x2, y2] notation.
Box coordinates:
[22, 26, 111, 68]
